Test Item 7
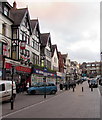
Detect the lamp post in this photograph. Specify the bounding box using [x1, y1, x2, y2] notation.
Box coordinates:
[43, 67, 47, 98]
[41, 55, 47, 98]
[11, 65, 14, 110]
[56, 73, 57, 85]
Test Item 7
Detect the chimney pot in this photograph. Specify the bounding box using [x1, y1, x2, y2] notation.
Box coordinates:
[13, 1, 17, 10]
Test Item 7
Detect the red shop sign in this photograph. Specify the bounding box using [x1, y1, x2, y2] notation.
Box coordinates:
[16, 66, 31, 73]
[5, 63, 12, 69]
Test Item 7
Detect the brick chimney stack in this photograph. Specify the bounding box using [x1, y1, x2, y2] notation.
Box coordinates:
[13, 1, 17, 10]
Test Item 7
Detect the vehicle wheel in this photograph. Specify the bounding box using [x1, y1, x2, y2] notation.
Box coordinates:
[30, 90, 36, 95]
[51, 90, 56, 94]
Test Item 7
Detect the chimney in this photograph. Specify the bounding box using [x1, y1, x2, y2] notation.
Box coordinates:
[13, 1, 17, 10]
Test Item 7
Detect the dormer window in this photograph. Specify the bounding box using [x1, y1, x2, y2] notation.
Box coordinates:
[4, 6, 9, 16]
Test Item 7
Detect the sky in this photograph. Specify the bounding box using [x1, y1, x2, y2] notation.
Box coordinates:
[8, 0, 101, 64]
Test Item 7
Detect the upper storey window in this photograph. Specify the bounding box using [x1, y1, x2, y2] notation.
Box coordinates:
[4, 6, 9, 16]
[2, 24, 6, 36]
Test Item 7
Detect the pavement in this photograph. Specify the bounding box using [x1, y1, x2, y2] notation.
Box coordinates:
[1, 81, 101, 119]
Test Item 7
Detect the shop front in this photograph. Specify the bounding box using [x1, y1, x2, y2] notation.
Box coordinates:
[56, 72, 66, 84]
[31, 67, 56, 86]
[4, 58, 31, 91]
[15, 66, 31, 85]
[4, 58, 20, 81]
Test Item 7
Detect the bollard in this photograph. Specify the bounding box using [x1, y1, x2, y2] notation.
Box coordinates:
[82, 87, 83, 92]
[73, 86, 75, 92]
[11, 97, 14, 110]
[91, 86, 93, 92]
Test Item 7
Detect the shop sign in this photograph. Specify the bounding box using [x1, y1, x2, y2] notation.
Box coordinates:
[33, 68, 55, 77]
[35, 69, 44, 75]
[16, 66, 31, 73]
[5, 62, 12, 69]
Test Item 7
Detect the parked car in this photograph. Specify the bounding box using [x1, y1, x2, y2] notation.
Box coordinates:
[0, 80, 16, 102]
[89, 79, 98, 88]
[27, 82, 57, 95]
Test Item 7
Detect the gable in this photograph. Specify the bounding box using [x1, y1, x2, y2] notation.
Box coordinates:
[20, 10, 32, 34]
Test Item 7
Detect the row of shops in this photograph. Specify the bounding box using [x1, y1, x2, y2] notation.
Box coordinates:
[0, 56, 66, 87]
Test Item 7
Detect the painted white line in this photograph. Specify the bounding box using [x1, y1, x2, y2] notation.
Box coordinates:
[2, 91, 65, 118]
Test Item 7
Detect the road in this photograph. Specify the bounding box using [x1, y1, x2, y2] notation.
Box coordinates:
[1, 81, 101, 119]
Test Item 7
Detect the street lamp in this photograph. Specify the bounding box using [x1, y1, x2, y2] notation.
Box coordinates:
[11, 65, 14, 110]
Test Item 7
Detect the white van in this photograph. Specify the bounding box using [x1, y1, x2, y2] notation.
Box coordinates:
[0, 80, 16, 102]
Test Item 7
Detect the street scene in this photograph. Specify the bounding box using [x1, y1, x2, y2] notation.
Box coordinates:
[0, 0, 102, 120]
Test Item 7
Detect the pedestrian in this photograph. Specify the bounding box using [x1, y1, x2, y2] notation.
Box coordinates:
[60, 83, 63, 90]
[26, 82, 29, 90]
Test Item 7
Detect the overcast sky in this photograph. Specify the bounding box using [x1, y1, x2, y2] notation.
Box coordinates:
[8, 0, 101, 64]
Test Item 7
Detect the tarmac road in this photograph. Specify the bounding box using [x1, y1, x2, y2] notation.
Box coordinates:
[2, 81, 100, 119]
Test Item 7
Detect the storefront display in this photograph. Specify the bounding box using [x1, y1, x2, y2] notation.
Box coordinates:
[31, 67, 56, 85]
